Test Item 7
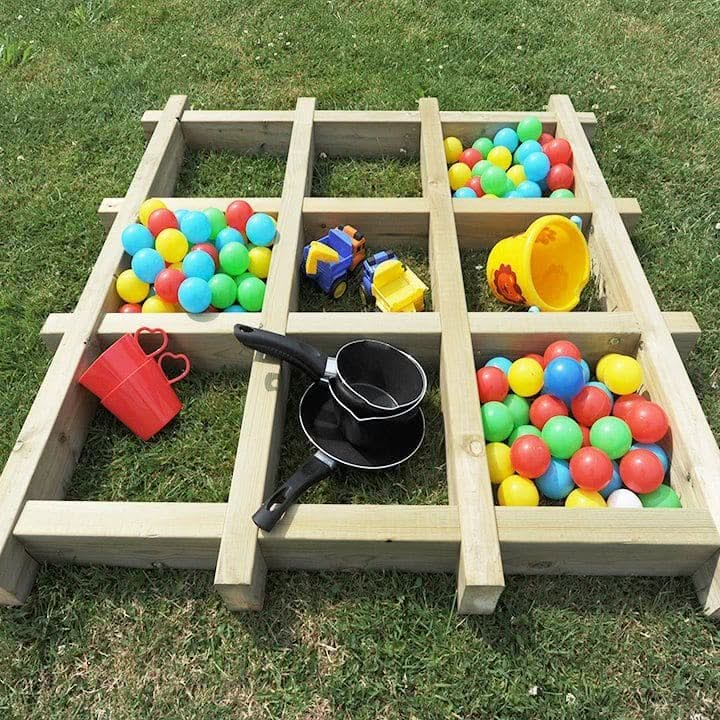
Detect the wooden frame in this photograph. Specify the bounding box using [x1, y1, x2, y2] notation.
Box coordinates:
[2, 96, 719, 617]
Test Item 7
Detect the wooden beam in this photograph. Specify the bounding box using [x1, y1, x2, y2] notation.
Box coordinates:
[0, 96, 188, 607]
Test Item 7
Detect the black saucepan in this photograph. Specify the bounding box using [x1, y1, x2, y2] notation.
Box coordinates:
[252, 382, 425, 531]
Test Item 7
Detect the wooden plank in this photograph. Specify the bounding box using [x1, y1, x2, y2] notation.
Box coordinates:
[214, 98, 316, 611]
[0, 96, 188, 606]
[420, 97, 505, 613]
[550, 94, 720, 618]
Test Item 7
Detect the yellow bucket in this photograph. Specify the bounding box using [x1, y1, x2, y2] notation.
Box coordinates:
[486, 215, 590, 312]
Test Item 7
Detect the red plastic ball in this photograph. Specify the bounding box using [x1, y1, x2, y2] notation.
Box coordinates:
[118, 303, 142, 313]
[225, 200, 254, 232]
[147, 208, 179, 237]
[571, 386, 612, 426]
[466, 176, 484, 197]
[619, 449, 664, 493]
[524, 352, 546, 369]
[476, 366, 509, 403]
[459, 148, 483, 168]
[544, 340, 582, 364]
[205, 305, 220, 313]
[194, 242, 220, 269]
[529, 394, 568, 430]
[154, 268, 186, 304]
[569, 446, 613, 491]
[538, 132, 555, 147]
[612, 393, 646, 422]
[580, 424, 591, 447]
[547, 164, 574, 191]
[544, 138, 573, 165]
[626, 401, 669, 444]
[510, 435, 551, 478]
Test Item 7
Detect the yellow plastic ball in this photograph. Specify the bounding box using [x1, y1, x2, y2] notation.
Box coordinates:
[486, 442, 513, 485]
[155, 228, 189, 263]
[507, 164, 527, 187]
[565, 488, 607, 508]
[508, 358, 544, 397]
[482, 194, 499, 199]
[248, 246, 272, 279]
[603, 354, 643, 395]
[444, 136, 463, 164]
[142, 296, 176, 313]
[116, 269, 149, 304]
[448, 162, 472, 191]
[168, 261, 183, 272]
[497, 474, 540, 506]
[138, 198, 167, 227]
[595, 353, 619, 383]
[488, 146, 512, 171]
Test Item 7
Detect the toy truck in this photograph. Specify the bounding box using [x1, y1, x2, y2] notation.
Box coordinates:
[301, 225, 366, 299]
[361, 251, 428, 313]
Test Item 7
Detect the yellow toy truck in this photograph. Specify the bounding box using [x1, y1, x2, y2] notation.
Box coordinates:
[361, 251, 427, 313]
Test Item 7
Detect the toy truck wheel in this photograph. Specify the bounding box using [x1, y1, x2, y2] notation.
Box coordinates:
[329, 279, 348, 299]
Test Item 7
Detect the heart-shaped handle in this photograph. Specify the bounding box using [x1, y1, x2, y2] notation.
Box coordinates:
[135, 327, 169, 358]
[157, 352, 191, 385]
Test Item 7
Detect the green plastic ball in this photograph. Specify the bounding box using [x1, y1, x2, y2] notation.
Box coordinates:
[517, 116, 543, 142]
[472, 137, 494, 159]
[235, 271, 254, 286]
[481, 166, 507, 196]
[208, 273, 237, 309]
[502, 175, 516, 195]
[204, 207, 227, 240]
[550, 188, 575, 199]
[219, 241, 250, 276]
[503, 394, 530, 427]
[639, 484, 682, 508]
[471, 160, 493, 177]
[508, 424, 542, 445]
[237, 276, 266, 312]
[541, 416, 583, 459]
[589, 416, 632, 459]
[481, 401, 514, 442]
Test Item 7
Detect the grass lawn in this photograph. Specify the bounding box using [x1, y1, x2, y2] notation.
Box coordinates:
[1, 0, 720, 717]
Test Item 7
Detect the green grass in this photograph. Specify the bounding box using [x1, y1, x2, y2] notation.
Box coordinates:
[2, 0, 720, 716]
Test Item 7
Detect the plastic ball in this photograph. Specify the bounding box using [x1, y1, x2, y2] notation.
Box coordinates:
[465, 176, 484, 196]
[225, 200, 254, 232]
[454, 187, 477, 198]
[116, 269, 149, 304]
[510, 435, 551, 478]
[459, 148, 482, 168]
[539, 132, 555, 147]
[612, 393, 646, 422]
[482, 194, 499, 199]
[180, 211, 212, 244]
[524, 352, 546, 369]
[626, 401, 669, 444]
[529, 394, 568, 429]
[118, 302, 142, 313]
[131, 248, 165, 283]
[208, 273, 238, 309]
[219, 241, 250, 276]
[607, 488, 642, 508]
[599, 461, 623, 499]
[481, 401, 514, 442]
[544, 340, 582, 364]
[142, 295, 175, 313]
[587, 381, 614, 405]
[571, 386, 612, 426]
[639, 484, 681, 508]
[502, 176, 516, 196]
[194, 242, 220, 269]
[544, 138, 573, 165]
[448, 162, 472, 190]
[619, 449, 664, 494]
[550, 189, 575, 199]
[543, 357, 585, 402]
[138, 198, 167, 226]
[237, 276, 266, 311]
[168, 262, 183, 272]
[216, 227, 246, 252]
[508, 424, 543, 445]
[476, 366, 509, 403]
[486, 442, 513, 484]
[589, 416, 632, 459]
[182, 249, 216, 281]
[595, 353, 620, 383]
[506, 164, 527, 187]
[154, 268, 185, 304]
[121, 223, 155, 256]
[178, 277, 212, 313]
[155, 228, 189, 263]
[514, 140, 543, 165]
[472, 137, 494, 158]
[631, 443, 669, 473]
[580, 359, 591, 383]
[503, 394, 530, 427]
[542, 416, 583, 459]
[517, 116, 543, 143]
[224, 304, 247, 313]
[485, 356, 513, 375]
[204, 207, 227, 240]
[248, 246, 272, 279]
[508, 357, 544, 397]
[487, 146, 512, 171]
[516, 180, 542, 198]
[493, 127, 519, 153]
[235, 271, 254, 287]
[565, 488, 606, 508]
[246, 213, 277, 247]
[480, 166, 508, 196]
[443, 136, 463, 163]
[569, 446, 613, 491]
[603, 355, 643, 395]
[547, 164, 574, 191]
[523, 151, 551, 182]
[471, 159, 492, 177]
[580, 424, 591, 447]
[536, 458, 574, 500]
[497, 474, 539, 506]
[174, 209, 189, 226]
[147, 208, 179, 238]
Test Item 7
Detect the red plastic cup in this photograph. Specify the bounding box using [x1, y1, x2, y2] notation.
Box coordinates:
[101, 352, 190, 441]
[79, 327, 168, 399]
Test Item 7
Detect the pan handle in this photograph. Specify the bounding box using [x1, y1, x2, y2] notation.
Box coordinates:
[252, 452, 336, 532]
[234, 324, 329, 381]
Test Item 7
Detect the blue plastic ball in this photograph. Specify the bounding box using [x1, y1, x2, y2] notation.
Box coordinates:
[216, 227, 245, 252]
[599, 461, 623, 499]
[580, 359, 591, 384]
[505, 191, 520, 199]
[528, 305, 541, 313]
[543, 357, 585, 402]
[174, 209, 189, 226]
[224, 304, 247, 313]
[178, 277, 212, 313]
[245, 213, 276, 247]
[538, 177, 549, 194]
[493, 127, 519, 153]
[454, 187, 477, 198]
[513, 140, 543, 165]
[536, 458, 575, 500]
[180, 211, 212, 244]
[631, 443, 669, 472]
[131, 247, 165, 283]
[523, 151, 551, 182]
[516, 180, 542, 198]
[485, 356, 513, 375]
[586, 381, 614, 404]
[121, 223, 154, 256]
[182, 249, 215, 281]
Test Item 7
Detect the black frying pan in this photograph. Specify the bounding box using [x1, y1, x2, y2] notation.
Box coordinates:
[252, 382, 425, 531]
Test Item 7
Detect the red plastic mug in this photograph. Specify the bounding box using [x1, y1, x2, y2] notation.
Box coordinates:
[101, 352, 191, 441]
[79, 327, 169, 399]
